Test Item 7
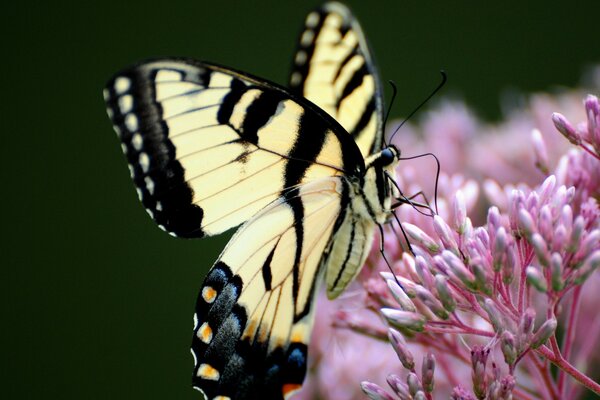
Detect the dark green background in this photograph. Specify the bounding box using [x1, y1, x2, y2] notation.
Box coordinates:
[5, 1, 599, 398]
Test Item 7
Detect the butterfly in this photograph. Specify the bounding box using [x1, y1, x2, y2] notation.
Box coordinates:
[103, 2, 401, 399]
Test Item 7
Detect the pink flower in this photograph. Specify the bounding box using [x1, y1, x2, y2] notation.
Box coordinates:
[294, 70, 600, 399]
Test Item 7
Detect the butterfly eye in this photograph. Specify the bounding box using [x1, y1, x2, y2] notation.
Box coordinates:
[380, 147, 396, 166]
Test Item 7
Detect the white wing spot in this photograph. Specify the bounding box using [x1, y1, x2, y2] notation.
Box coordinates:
[197, 363, 220, 381]
[139, 152, 150, 173]
[113, 125, 122, 137]
[132, 133, 143, 151]
[144, 176, 155, 195]
[156, 201, 163, 211]
[300, 30, 315, 46]
[158, 224, 167, 232]
[120, 143, 128, 155]
[295, 50, 307, 65]
[128, 164, 135, 179]
[118, 94, 134, 113]
[125, 114, 138, 132]
[190, 349, 198, 367]
[193, 313, 199, 330]
[290, 72, 303, 87]
[106, 108, 114, 119]
[146, 208, 154, 218]
[114, 76, 131, 94]
[103, 88, 110, 101]
[168, 231, 177, 237]
[136, 187, 143, 201]
[192, 386, 207, 398]
[305, 11, 320, 28]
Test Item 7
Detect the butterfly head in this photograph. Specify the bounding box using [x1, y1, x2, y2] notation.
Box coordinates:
[380, 145, 400, 167]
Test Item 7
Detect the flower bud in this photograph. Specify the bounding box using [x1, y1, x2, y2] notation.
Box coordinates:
[531, 129, 549, 174]
[361, 381, 395, 400]
[499, 375, 516, 399]
[422, 353, 436, 393]
[568, 216, 585, 253]
[487, 206, 503, 235]
[526, 266, 547, 292]
[538, 205, 553, 243]
[454, 190, 468, 234]
[472, 260, 492, 295]
[572, 250, 600, 285]
[501, 331, 517, 366]
[415, 255, 435, 289]
[387, 279, 417, 312]
[584, 94, 600, 150]
[415, 285, 449, 319]
[502, 244, 517, 285]
[517, 209, 537, 238]
[531, 318, 557, 349]
[435, 274, 456, 312]
[530, 233, 550, 267]
[471, 346, 489, 398]
[552, 112, 581, 145]
[482, 298, 504, 333]
[403, 223, 440, 253]
[538, 175, 556, 205]
[553, 225, 568, 253]
[517, 308, 536, 351]
[382, 308, 426, 332]
[433, 215, 459, 253]
[443, 250, 477, 290]
[550, 253, 564, 291]
[407, 372, 422, 395]
[388, 328, 416, 371]
[413, 391, 427, 400]
[386, 374, 411, 399]
[492, 227, 507, 272]
[575, 230, 600, 263]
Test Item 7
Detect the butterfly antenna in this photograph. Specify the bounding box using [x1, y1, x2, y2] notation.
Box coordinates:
[383, 80, 398, 130]
[389, 70, 447, 144]
[396, 152, 441, 215]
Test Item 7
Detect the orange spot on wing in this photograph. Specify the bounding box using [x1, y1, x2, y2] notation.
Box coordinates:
[291, 332, 306, 343]
[282, 383, 302, 399]
[202, 286, 217, 303]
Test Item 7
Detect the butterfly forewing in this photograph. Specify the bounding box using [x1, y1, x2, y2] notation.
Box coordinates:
[104, 60, 364, 238]
[289, 2, 384, 157]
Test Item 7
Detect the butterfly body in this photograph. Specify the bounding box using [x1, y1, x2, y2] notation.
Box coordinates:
[104, 2, 399, 399]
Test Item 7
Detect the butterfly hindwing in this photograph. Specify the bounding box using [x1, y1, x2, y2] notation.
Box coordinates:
[191, 178, 348, 399]
[104, 59, 364, 238]
[289, 2, 384, 157]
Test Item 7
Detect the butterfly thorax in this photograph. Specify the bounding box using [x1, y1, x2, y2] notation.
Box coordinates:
[352, 145, 400, 224]
[323, 145, 399, 299]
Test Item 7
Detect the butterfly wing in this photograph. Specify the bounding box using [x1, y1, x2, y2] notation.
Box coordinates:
[289, 2, 385, 157]
[104, 59, 364, 238]
[192, 177, 347, 400]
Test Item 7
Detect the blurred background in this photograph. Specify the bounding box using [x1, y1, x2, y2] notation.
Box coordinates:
[4, 0, 599, 398]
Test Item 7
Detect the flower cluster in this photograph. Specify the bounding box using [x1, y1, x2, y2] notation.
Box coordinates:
[293, 79, 599, 399]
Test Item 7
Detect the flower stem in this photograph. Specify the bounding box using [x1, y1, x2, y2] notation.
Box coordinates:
[558, 286, 582, 396]
[536, 345, 600, 396]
